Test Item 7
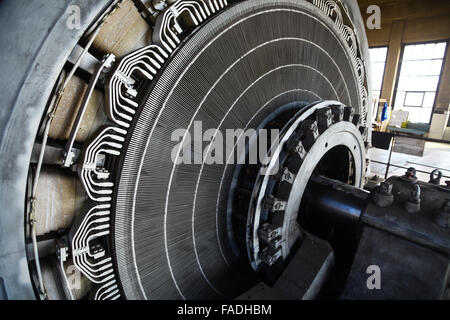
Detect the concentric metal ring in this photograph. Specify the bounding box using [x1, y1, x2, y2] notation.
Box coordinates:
[246, 101, 365, 269]
[113, 0, 369, 300]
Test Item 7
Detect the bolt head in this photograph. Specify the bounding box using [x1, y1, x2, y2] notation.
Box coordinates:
[380, 182, 393, 194]
[411, 184, 421, 202]
[406, 167, 416, 178]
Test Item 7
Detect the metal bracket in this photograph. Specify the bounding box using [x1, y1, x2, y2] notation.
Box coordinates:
[62, 54, 116, 168]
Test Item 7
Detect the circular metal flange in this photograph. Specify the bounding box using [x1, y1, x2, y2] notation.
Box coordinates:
[247, 101, 366, 270]
[112, 0, 370, 300]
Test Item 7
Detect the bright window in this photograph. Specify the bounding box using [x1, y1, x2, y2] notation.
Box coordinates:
[369, 47, 388, 100]
[394, 42, 447, 123]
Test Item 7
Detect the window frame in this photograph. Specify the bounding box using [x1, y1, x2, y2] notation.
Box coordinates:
[392, 39, 449, 125]
[403, 91, 425, 108]
[369, 45, 389, 101]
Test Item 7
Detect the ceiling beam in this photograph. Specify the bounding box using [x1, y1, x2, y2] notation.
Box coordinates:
[358, 0, 450, 24]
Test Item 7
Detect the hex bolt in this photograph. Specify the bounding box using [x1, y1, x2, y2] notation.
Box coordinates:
[404, 184, 421, 213]
[263, 195, 275, 211]
[406, 167, 416, 179]
[372, 181, 394, 207]
[429, 169, 442, 185]
[411, 184, 421, 202]
[379, 181, 393, 195]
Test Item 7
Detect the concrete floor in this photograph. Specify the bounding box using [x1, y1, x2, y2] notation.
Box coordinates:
[368, 142, 450, 183]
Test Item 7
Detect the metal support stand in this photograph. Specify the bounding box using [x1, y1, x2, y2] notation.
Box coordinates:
[384, 136, 395, 179]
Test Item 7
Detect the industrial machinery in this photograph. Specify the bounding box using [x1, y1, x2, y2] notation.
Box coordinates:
[0, 0, 448, 300]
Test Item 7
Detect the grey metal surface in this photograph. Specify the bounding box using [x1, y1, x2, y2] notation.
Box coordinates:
[306, 174, 450, 299]
[236, 233, 335, 300]
[0, 0, 112, 299]
[273, 233, 334, 299]
[363, 176, 450, 255]
[67, 44, 101, 75]
[306, 175, 370, 226]
[342, 226, 449, 299]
